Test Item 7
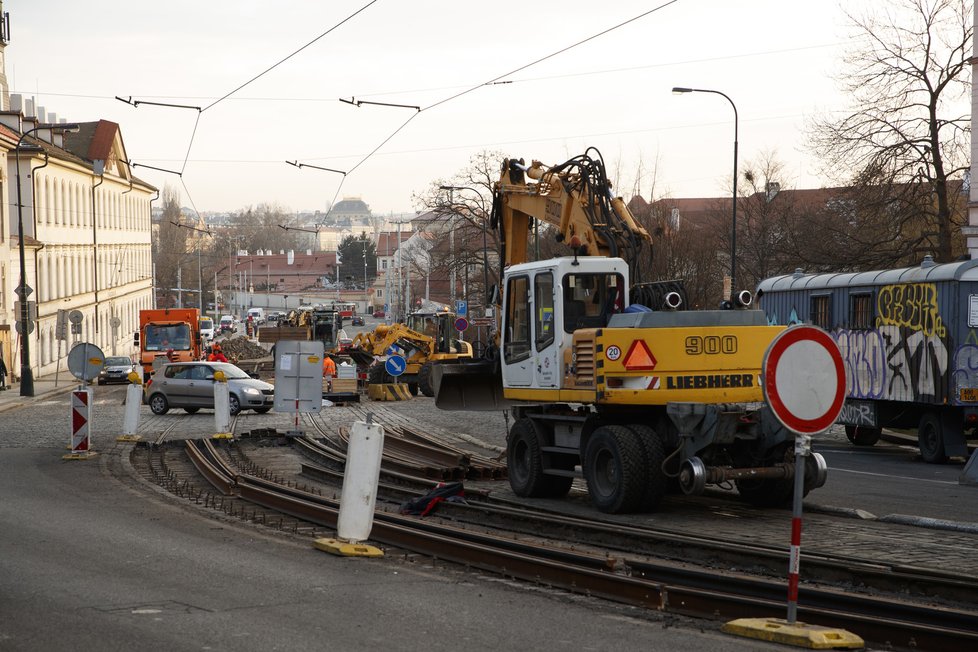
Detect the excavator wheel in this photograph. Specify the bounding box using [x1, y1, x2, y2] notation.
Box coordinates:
[507, 419, 573, 498]
[623, 424, 668, 511]
[583, 425, 646, 514]
[367, 363, 387, 385]
[417, 362, 435, 397]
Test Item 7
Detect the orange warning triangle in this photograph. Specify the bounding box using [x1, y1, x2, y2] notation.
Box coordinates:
[623, 340, 657, 371]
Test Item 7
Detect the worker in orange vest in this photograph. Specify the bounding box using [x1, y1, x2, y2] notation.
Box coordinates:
[322, 355, 336, 391]
[208, 344, 228, 363]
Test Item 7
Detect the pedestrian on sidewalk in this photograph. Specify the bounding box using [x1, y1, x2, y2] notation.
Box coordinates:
[0, 351, 7, 390]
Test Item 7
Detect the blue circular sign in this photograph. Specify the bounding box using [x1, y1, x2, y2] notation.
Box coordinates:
[385, 354, 407, 377]
[454, 317, 469, 332]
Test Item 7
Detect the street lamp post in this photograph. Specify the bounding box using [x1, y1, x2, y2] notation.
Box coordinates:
[440, 185, 489, 309]
[672, 87, 738, 301]
[362, 237, 368, 312]
[14, 122, 80, 396]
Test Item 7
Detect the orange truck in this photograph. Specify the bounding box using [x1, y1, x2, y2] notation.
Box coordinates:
[134, 308, 202, 379]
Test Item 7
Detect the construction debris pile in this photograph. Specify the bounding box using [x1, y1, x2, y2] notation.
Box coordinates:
[216, 336, 268, 361]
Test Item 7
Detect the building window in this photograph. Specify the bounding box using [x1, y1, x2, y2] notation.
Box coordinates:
[810, 295, 831, 329]
[849, 293, 873, 330]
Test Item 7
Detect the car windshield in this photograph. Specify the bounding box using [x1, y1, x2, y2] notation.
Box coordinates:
[104, 357, 131, 367]
[211, 363, 251, 380]
[200, 318, 213, 328]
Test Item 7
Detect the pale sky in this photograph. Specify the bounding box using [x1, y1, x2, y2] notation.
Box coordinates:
[5, 1, 901, 217]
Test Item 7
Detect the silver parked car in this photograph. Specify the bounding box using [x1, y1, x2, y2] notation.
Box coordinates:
[98, 356, 137, 385]
[144, 361, 274, 415]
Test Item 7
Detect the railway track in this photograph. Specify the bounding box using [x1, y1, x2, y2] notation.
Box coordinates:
[290, 432, 978, 606]
[124, 405, 978, 651]
[167, 434, 978, 652]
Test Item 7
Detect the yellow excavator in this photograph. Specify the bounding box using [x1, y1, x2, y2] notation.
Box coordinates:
[347, 308, 472, 396]
[434, 149, 827, 514]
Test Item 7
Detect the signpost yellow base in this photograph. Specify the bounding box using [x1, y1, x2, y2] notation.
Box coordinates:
[116, 434, 141, 442]
[722, 618, 863, 649]
[314, 537, 385, 558]
[212, 433, 234, 440]
[62, 451, 98, 461]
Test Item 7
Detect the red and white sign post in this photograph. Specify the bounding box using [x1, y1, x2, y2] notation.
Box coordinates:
[761, 325, 845, 625]
[68, 388, 93, 457]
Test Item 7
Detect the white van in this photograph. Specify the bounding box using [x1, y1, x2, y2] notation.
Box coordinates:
[247, 307, 265, 324]
[199, 316, 215, 341]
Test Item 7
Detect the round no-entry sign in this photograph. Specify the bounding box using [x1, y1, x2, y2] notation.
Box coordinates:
[762, 325, 846, 435]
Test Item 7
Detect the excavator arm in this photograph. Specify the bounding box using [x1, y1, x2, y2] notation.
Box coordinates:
[493, 149, 653, 270]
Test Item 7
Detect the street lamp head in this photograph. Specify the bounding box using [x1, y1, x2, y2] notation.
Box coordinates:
[672, 87, 693, 94]
[34, 122, 80, 133]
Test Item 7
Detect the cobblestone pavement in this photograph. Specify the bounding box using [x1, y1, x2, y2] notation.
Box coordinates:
[3, 383, 976, 584]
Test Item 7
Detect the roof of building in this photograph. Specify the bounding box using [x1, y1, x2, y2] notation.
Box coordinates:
[332, 197, 371, 214]
[376, 230, 414, 255]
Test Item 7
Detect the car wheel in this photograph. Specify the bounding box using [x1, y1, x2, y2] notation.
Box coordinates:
[228, 394, 241, 416]
[184, 407, 200, 414]
[149, 393, 169, 415]
[97, 379, 106, 386]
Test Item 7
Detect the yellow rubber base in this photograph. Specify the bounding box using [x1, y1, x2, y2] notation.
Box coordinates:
[314, 537, 385, 558]
[62, 451, 98, 461]
[722, 618, 864, 649]
[116, 434, 142, 443]
[212, 433, 234, 439]
[367, 383, 412, 401]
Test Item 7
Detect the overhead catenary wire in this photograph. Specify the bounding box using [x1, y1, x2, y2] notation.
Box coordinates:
[300, 0, 684, 229]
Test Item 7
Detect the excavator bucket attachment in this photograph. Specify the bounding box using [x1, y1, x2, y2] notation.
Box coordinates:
[433, 361, 515, 411]
[347, 348, 375, 368]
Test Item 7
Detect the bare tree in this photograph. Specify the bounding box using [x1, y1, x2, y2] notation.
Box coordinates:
[808, 0, 971, 262]
[228, 203, 305, 254]
[153, 185, 189, 307]
[413, 150, 502, 305]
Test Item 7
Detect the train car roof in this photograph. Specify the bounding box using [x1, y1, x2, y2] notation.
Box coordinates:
[756, 256, 978, 293]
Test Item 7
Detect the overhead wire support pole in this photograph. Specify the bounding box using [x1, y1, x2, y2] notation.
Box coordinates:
[286, 161, 347, 176]
[339, 97, 421, 111]
[127, 160, 183, 176]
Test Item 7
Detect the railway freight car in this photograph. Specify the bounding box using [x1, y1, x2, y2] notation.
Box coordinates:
[756, 256, 978, 463]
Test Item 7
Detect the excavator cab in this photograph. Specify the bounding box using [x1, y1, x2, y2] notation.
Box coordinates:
[434, 257, 629, 410]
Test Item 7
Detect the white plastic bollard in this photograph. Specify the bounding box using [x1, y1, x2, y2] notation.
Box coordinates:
[213, 371, 231, 436]
[337, 417, 384, 542]
[122, 382, 142, 436]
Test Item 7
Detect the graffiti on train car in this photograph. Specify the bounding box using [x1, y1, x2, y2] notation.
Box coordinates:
[876, 283, 947, 338]
[952, 344, 978, 398]
[838, 400, 876, 427]
[834, 325, 948, 403]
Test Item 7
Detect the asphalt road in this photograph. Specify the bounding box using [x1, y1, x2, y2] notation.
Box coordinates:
[0, 444, 781, 652]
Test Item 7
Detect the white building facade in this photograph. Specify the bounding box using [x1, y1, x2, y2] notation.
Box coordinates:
[1, 101, 156, 380]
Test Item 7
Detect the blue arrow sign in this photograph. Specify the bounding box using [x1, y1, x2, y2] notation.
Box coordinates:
[385, 354, 406, 377]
